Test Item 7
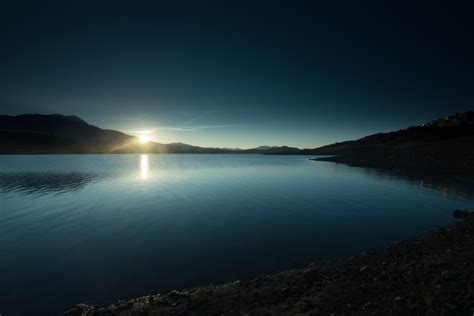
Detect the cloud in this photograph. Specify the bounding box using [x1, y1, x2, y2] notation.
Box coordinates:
[181, 110, 218, 126]
[130, 124, 235, 134]
[158, 124, 236, 132]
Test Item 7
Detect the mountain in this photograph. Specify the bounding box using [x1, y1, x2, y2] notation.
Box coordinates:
[313, 112, 474, 153]
[0, 114, 303, 154]
[421, 112, 474, 128]
[0, 114, 133, 147]
[115, 142, 240, 154]
[244, 145, 302, 154]
[311, 112, 474, 175]
[0, 114, 137, 154]
[5, 112, 472, 160]
[251, 146, 276, 150]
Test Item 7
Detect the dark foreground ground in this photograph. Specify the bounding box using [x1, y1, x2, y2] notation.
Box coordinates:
[66, 210, 474, 316]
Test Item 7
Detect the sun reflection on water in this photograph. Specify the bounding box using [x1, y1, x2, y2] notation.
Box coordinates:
[140, 154, 149, 180]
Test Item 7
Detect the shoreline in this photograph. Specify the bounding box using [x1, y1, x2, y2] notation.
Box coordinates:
[66, 210, 474, 315]
[311, 157, 474, 178]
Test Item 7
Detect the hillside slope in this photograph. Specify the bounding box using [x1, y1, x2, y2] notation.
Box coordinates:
[311, 112, 474, 175]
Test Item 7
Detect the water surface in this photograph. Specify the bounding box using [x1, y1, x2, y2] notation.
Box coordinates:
[1, 154, 473, 315]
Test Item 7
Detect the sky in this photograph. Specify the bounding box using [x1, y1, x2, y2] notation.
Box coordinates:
[1, 1, 473, 148]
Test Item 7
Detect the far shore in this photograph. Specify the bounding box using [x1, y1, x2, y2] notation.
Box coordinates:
[308, 123, 474, 182]
[311, 152, 474, 178]
[66, 210, 474, 315]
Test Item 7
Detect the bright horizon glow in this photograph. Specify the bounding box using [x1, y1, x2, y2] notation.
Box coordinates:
[138, 134, 151, 144]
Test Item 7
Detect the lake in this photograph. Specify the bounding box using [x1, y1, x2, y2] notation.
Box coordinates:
[1, 154, 473, 315]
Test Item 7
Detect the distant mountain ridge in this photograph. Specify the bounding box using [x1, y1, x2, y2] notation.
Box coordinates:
[1, 112, 473, 157]
[0, 114, 301, 154]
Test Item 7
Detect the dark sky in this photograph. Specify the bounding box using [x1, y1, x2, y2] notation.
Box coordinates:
[1, 1, 473, 148]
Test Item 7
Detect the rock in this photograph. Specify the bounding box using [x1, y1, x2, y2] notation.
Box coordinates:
[295, 300, 312, 313]
[443, 303, 457, 311]
[64, 304, 93, 316]
[392, 296, 409, 314]
[453, 209, 473, 218]
[441, 269, 457, 279]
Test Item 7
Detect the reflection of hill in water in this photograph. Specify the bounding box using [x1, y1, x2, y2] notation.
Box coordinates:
[0, 172, 107, 195]
[360, 167, 474, 199]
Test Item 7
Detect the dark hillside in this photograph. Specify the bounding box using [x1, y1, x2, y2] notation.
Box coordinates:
[311, 112, 474, 176]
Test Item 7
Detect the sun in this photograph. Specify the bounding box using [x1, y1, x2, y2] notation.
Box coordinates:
[138, 134, 150, 144]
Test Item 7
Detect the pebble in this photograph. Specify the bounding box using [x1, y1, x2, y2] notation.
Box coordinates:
[443, 303, 457, 311]
[441, 269, 457, 279]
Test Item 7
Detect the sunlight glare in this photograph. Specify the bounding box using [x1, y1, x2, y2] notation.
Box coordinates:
[140, 154, 149, 180]
[139, 134, 150, 144]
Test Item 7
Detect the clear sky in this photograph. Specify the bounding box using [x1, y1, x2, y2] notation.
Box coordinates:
[1, 1, 473, 148]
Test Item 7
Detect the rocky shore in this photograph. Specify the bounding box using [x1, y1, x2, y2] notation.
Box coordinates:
[66, 210, 474, 316]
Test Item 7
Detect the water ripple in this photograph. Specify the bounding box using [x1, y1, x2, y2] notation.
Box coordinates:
[0, 172, 108, 195]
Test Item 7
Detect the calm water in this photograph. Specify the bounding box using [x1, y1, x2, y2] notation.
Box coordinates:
[1, 154, 473, 315]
